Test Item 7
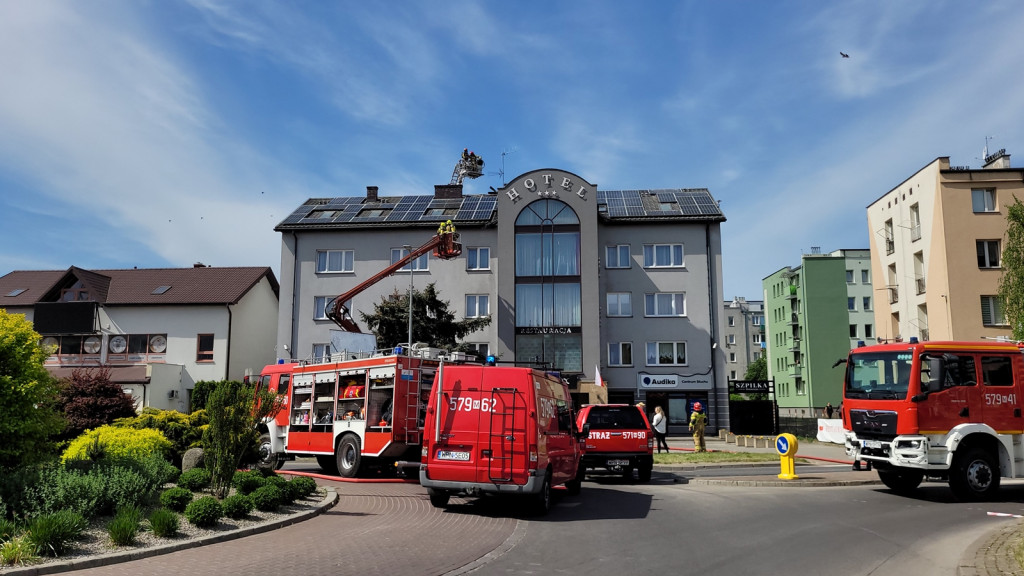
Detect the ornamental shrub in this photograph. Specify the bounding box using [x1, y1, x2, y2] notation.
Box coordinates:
[56, 367, 137, 441]
[176, 468, 211, 491]
[24, 510, 87, 556]
[148, 508, 179, 538]
[221, 494, 253, 519]
[113, 408, 208, 467]
[288, 476, 318, 499]
[279, 479, 304, 504]
[22, 463, 107, 520]
[107, 505, 142, 546]
[159, 487, 193, 512]
[249, 485, 282, 512]
[183, 496, 222, 528]
[0, 518, 18, 541]
[232, 470, 265, 495]
[100, 465, 158, 513]
[63, 425, 172, 463]
[0, 535, 36, 566]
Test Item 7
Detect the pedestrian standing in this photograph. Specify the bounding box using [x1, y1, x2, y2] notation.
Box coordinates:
[690, 402, 708, 452]
[651, 405, 669, 453]
[825, 402, 835, 419]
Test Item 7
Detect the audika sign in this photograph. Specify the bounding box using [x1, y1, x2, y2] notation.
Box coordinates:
[637, 372, 712, 390]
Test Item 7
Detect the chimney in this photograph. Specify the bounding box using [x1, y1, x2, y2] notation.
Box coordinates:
[434, 184, 463, 199]
[366, 186, 379, 202]
[983, 149, 1011, 169]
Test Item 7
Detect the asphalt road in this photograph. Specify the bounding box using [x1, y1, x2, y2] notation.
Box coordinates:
[473, 472, 1024, 576]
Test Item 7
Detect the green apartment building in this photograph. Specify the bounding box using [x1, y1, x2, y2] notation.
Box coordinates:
[764, 249, 866, 418]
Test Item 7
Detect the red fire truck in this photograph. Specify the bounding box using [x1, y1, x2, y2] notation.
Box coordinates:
[842, 339, 1024, 500]
[254, 349, 441, 477]
[253, 225, 463, 477]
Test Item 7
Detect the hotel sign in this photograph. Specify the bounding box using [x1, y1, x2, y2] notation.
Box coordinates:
[515, 327, 581, 335]
[504, 173, 591, 204]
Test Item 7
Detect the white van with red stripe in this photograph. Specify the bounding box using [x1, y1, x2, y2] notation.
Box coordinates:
[419, 364, 587, 515]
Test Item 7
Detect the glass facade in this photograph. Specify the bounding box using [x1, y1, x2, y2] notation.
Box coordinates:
[515, 200, 582, 372]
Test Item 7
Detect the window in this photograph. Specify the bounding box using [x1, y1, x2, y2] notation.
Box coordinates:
[646, 341, 687, 366]
[849, 324, 857, 338]
[316, 250, 354, 273]
[865, 324, 873, 338]
[753, 315, 763, 326]
[863, 296, 872, 311]
[391, 248, 429, 271]
[312, 343, 330, 362]
[885, 219, 895, 254]
[730, 370, 737, 380]
[608, 342, 632, 366]
[607, 293, 632, 317]
[727, 334, 736, 345]
[605, 245, 630, 268]
[981, 296, 1007, 326]
[466, 343, 490, 358]
[727, 316, 735, 327]
[729, 352, 737, 363]
[645, 293, 685, 317]
[848, 297, 856, 311]
[910, 203, 922, 241]
[846, 270, 854, 283]
[196, 334, 214, 362]
[982, 356, 1013, 386]
[466, 294, 489, 318]
[315, 296, 350, 320]
[977, 240, 1001, 268]
[752, 334, 763, 344]
[467, 247, 490, 271]
[972, 189, 996, 213]
[643, 244, 684, 268]
[861, 270, 870, 283]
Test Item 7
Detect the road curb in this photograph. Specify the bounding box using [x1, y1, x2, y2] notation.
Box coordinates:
[957, 519, 1024, 576]
[2, 488, 339, 576]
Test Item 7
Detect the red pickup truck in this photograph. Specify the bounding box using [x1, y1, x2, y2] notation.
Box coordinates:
[575, 404, 654, 482]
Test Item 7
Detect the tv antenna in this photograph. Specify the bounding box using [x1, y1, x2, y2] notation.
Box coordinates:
[491, 147, 517, 186]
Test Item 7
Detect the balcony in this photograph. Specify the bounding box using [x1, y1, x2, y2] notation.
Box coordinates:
[920, 328, 929, 341]
[915, 277, 926, 295]
[788, 364, 802, 377]
[886, 239, 895, 255]
[910, 225, 921, 242]
[789, 313, 799, 325]
[788, 339, 801, 352]
[888, 287, 899, 304]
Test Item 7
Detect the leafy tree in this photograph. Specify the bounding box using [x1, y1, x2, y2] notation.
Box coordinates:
[999, 196, 1024, 340]
[744, 356, 768, 381]
[360, 283, 491, 349]
[0, 310, 64, 468]
[202, 381, 282, 498]
[56, 366, 137, 441]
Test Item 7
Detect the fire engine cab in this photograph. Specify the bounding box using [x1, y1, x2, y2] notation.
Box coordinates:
[843, 339, 1024, 500]
[254, 347, 441, 477]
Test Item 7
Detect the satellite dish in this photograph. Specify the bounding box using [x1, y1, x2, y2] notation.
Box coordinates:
[42, 337, 59, 351]
[109, 335, 127, 354]
[83, 336, 101, 354]
[149, 335, 167, 353]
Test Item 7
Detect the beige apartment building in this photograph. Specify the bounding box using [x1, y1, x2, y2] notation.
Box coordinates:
[866, 149, 1024, 342]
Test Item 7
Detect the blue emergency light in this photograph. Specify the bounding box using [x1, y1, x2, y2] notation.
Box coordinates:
[485, 354, 496, 366]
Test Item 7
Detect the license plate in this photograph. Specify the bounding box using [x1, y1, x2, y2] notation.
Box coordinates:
[863, 440, 881, 449]
[436, 450, 470, 461]
[608, 459, 630, 466]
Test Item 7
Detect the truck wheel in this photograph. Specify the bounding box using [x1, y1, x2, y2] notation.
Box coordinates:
[335, 435, 363, 478]
[949, 447, 1001, 501]
[316, 455, 338, 475]
[877, 469, 923, 494]
[566, 467, 584, 495]
[255, 433, 283, 471]
[531, 476, 552, 516]
[638, 463, 653, 483]
[427, 488, 450, 508]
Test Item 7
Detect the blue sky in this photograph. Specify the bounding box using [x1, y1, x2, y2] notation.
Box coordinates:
[2, 1, 1023, 298]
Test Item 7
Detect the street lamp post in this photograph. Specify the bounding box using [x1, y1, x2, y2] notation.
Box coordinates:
[405, 245, 414, 349]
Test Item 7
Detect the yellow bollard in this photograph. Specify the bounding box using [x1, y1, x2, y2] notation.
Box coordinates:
[775, 433, 799, 480]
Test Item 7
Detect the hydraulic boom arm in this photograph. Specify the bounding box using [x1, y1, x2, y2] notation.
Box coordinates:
[326, 225, 462, 332]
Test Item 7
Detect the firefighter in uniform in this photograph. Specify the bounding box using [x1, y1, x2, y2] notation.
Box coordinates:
[689, 402, 708, 452]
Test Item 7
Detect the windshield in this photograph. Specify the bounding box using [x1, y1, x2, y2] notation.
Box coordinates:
[844, 351, 914, 400]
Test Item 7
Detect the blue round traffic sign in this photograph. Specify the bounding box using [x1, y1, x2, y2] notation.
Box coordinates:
[775, 433, 798, 457]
